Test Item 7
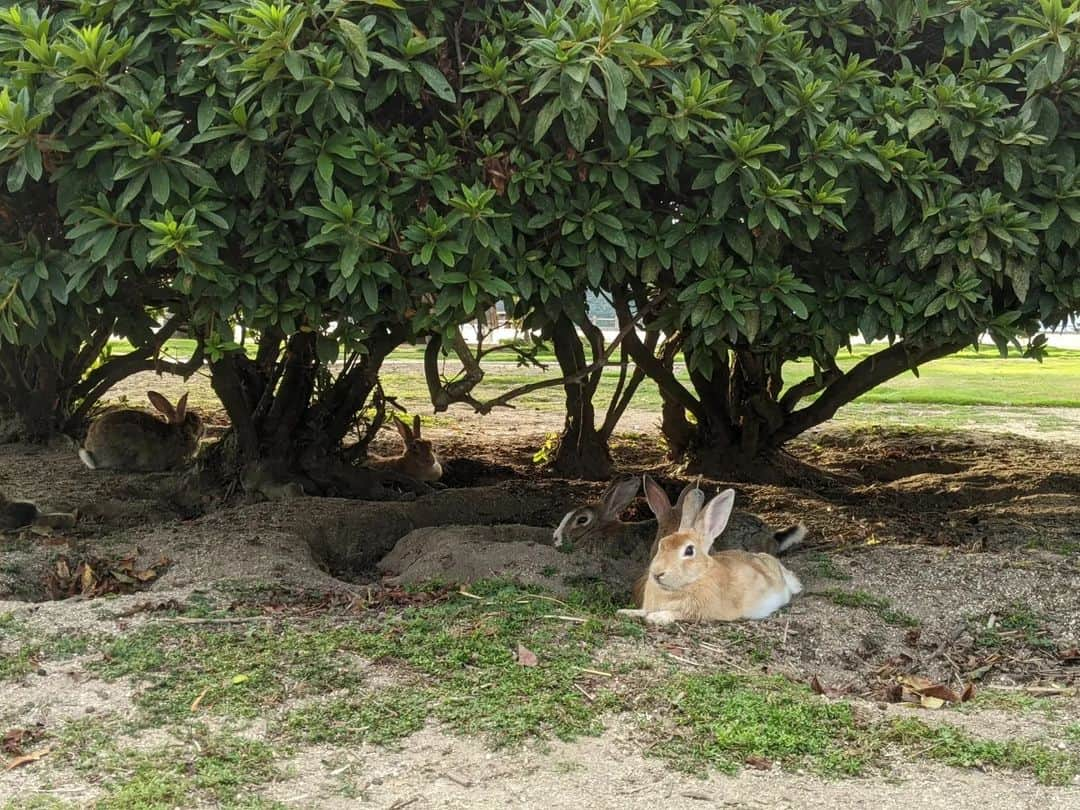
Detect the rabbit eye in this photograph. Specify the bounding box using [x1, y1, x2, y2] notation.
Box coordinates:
[683, 545, 694, 557]
[576, 515, 589, 525]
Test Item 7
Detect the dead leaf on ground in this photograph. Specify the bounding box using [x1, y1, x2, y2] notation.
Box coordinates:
[894, 674, 973, 708]
[2, 727, 42, 756]
[516, 643, 539, 667]
[809, 675, 841, 697]
[43, 551, 170, 600]
[883, 684, 904, 703]
[1058, 647, 1079, 663]
[4, 745, 52, 771]
[744, 755, 772, 770]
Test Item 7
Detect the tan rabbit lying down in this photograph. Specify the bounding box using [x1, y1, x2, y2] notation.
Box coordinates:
[368, 415, 443, 482]
[618, 488, 803, 626]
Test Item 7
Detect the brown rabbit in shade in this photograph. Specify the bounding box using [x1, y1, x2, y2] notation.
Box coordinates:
[619, 488, 803, 626]
[0, 490, 77, 531]
[78, 391, 204, 472]
[553, 476, 702, 560]
[368, 415, 443, 482]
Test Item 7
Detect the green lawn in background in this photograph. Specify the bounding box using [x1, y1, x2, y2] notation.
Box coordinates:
[107, 338, 1080, 411]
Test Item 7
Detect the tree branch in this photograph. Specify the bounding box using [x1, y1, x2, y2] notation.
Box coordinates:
[772, 338, 973, 444]
[612, 286, 702, 420]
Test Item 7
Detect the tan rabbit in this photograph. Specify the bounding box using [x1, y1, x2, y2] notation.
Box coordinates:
[618, 489, 803, 626]
[368, 415, 442, 482]
[79, 391, 203, 472]
[0, 490, 77, 531]
[633, 476, 805, 606]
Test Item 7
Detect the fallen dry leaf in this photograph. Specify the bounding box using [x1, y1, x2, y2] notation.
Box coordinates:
[2, 729, 31, 755]
[1059, 647, 1079, 663]
[744, 755, 772, 770]
[190, 686, 211, 713]
[919, 695, 946, 710]
[516, 643, 539, 667]
[4, 745, 51, 772]
[960, 683, 976, 702]
[920, 683, 961, 703]
[809, 675, 840, 697]
[898, 674, 937, 693]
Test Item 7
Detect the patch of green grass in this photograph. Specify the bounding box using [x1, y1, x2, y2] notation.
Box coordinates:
[0, 632, 93, 682]
[654, 673, 870, 777]
[972, 604, 1057, 651]
[95, 733, 281, 810]
[803, 553, 853, 582]
[956, 689, 1058, 717]
[286, 686, 430, 746]
[821, 589, 919, 627]
[91, 622, 369, 721]
[880, 718, 1080, 786]
[337, 582, 623, 745]
[1066, 723, 1080, 744]
[53, 718, 283, 810]
[90, 583, 627, 747]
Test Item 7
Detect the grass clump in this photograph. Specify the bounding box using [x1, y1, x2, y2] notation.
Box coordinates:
[654, 673, 870, 777]
[90, 582, 625, 747]
[803, 553, 852, 582]
[286, 687, 431, 746]
[342, 581, 623, 745]
[880, 718, 1080, 786]
[822, 589, 919, 627]
[0, 633, 93, 682]
[972, 604, 1056, 651]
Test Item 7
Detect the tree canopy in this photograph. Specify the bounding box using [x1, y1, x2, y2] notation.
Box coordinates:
[1, 0, 1078, 478]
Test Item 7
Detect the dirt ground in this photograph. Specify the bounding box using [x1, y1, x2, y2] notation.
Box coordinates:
[1, 421, 1078, 808]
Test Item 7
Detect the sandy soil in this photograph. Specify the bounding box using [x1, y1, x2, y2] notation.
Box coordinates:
[1, 427, 1078, 808]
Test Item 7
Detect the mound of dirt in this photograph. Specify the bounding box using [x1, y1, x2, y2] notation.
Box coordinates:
[378, 525, 640, 595]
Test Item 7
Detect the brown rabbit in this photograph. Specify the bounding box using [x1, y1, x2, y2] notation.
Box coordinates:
[368, 415, 442, 482]
[619, 489, 803, 626]
[78, 391, 203, 472]
[0, 490, 77, 531]
[552, 477, 672, 558]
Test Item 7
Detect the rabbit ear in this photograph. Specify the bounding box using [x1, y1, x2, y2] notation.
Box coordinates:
[693, 489, 736, 552]
[175, 393, 189, 422]
[642, 474, 671, 521]
[412, 414, 422, 438]
[147, 391, 176, 421]
[677, 488, 706, 531]
[599, 477, 640, 521]
[393, 415, 412, 442]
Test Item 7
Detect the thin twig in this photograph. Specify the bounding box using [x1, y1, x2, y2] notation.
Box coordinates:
[577, 667, 613, 678]
[573, 682, 596, 702]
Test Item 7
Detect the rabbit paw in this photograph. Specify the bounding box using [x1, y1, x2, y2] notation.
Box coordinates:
[643, 610, 678, 627]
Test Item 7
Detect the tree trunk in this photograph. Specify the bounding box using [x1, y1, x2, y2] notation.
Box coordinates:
[548, 315, 612, 479]
[653, 338, 974, 482]
[206, 325, 427, 499]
